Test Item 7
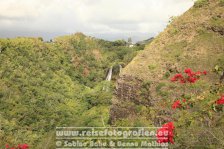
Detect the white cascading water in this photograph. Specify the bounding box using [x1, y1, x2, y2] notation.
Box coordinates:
[103, 66, 113, 91]
[106, 66, 113, 81]
[119, 65, 122, 74]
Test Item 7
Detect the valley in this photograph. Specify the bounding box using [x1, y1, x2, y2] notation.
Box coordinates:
[0, 0, 224, 148]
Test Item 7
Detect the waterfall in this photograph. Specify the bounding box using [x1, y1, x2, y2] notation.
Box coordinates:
[103, 66, 113, 91]
[119, 65, 122, 74]
[106, 66, 113, 81]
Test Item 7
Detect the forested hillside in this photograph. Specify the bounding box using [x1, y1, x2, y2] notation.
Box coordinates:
[0, 33, 140, 148]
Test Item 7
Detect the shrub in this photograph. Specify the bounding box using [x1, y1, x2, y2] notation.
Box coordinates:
[194, 0, 209, 8]
[220, 0, 224, 6]
[148, 64, 157, 70]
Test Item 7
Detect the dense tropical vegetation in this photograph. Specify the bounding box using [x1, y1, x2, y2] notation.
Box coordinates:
[0, 33, 142, 148]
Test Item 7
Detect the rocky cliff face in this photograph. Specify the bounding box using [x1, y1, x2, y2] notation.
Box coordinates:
[110, 0, 224, 126]
[116, 75, 144, 103]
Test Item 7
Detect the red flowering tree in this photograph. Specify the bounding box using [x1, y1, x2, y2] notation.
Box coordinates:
[170, 68, 207, 109]
[156, 68, 207, 144]
[156, 68, 210, 144]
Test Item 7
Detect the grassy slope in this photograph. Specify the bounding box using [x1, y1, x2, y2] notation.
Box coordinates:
[122, 0, 224, 81]
[114, 0, 224, 148]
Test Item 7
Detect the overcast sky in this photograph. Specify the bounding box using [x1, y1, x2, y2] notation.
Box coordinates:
[0, 0, 194, 42]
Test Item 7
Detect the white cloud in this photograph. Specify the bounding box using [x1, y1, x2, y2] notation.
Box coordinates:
[0, 0, 194, 41]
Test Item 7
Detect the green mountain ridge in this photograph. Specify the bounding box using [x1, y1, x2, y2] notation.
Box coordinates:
[111, 0, 224, 148]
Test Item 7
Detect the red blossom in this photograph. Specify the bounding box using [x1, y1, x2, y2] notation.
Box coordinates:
[21, 144, 29, 149]
[157, 122, 175, 144]
[171, 77, 177, 82]
[187, 73, 193, 77]
[180, 78, 186, 83]
[5, 144, 29, 149]
[188, 77, 197, 83]
[195, 71, 201, 76]
[174, 73, 183, 78]
[171, 68, 207, 84]
[172, 100, 181, 109]
[184, 68, 192, 74]
[171, 73, 183, 82]
[216, 96, 224, 105]
[172, 99, 188, 109]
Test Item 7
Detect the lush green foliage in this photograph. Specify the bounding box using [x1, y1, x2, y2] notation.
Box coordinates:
[0, 34, 141, 148]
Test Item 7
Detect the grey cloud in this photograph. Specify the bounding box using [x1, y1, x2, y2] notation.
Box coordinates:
[0, 0, 194, 41]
